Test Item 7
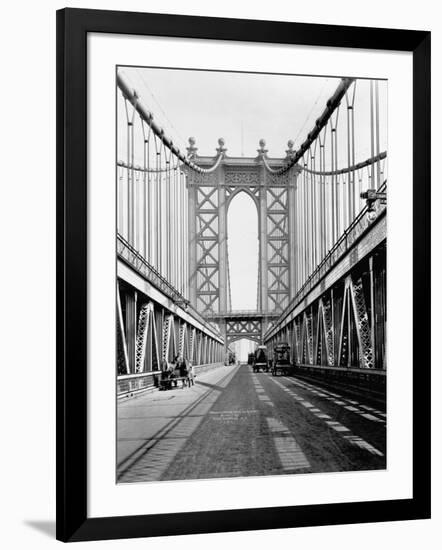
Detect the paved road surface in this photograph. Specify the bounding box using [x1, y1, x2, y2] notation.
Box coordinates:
[117, 364, 386, 483]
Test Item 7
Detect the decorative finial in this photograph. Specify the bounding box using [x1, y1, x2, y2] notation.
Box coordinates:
[187, 136, 198, 158]
[286, 139, 296, 159]
[257, 138, 268, 156]
[216, 137, 227, 154]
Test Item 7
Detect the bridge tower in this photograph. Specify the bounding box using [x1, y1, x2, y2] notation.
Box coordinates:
[185, 138, 301, 352]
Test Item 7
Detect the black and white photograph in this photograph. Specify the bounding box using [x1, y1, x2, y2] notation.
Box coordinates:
[116, 66, 388, 484]
[0, 0, 437, 546]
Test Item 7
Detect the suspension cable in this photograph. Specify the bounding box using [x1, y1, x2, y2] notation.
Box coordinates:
[260, 77, 355, 176]
[302, 151, 387, 176]
[117, 72, 224, 174]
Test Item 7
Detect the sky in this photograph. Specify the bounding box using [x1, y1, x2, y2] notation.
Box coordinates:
[118, 66, 387, 163]
[117, 67, 388, 349]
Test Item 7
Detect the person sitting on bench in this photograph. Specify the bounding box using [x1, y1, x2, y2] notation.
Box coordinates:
[159, 359, 172, 390]
[176, 356, 188, 386]
[169, 357, 179, 387]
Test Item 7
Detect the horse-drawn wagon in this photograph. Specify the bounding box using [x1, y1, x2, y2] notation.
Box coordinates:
[252, 345, 269, 373]
[271, 342, 292, 376]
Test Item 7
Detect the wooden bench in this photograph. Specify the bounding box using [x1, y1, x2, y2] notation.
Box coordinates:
[159, 376, 191, 390]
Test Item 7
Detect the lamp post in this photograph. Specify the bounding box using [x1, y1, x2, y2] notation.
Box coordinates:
[175, 298, 190, 311]
[360, 189, 387, 221]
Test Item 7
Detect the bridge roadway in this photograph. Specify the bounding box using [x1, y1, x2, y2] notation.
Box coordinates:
[117, 364, 386, 482]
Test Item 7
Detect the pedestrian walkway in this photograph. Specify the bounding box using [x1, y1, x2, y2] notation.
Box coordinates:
[117, 364, 239, 482]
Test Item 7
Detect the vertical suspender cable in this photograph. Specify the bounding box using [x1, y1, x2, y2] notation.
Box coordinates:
[330, 107, 340, 244]
[184, 170, 188, 299]
[357, 168, 363, 213]
[166, 146, 171, 280]
[306, 150, 311, 275]
[310, 141, 318, 271]
[118, 91, 124, 236]
[329, 120, 335, 247]
[345, 82, 356, 225]
[178, 168, 181, 295]
[124, 98, 135, 244]
[375, 80, 381, 190]
[294, 176, 298, 294]
[177, 165, 181, 295]
[319, 125, 327, 260]
[124, 99, 130, 243]
[299, 160, 304, 287]
[118, 165, 124, 236]
[309, 150, 313, 277]
[180, 171, 185, 295]
[149, 138, 153, 265]
[303, 155, 308, 284]
[325, 123, 331, 252]
[134, 162, 140, 251]
[369, 81, 375, 190]
[141, 122, 149, 260]
[155, 134, 160, 270]
[172, 158, 176, 290]
[129, 107, 134, 246]
[159, 142, 164, 276]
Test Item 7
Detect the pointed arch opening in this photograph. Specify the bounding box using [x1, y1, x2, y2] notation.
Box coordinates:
[231, 338, 258, 363]
[227, 191, 259, 311]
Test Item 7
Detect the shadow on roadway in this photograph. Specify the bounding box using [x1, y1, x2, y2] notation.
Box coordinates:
[195, 380, 225, 391]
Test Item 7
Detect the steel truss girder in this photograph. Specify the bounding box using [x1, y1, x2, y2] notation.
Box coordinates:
[117, 284, 130, 374]
[293, 318, 301, 364]
[116, 279, 223, 376]
[135, 302, 153, 372]
[225, 317, 263, 348]
[190, 327, 196, 364]
[134, 300, 161, 373]
[349, 276, 374, 368]
[300, 310, 314, 364]
[178, 321, 187, 359]
[336, 276, 375, 368]
[162, 314, 174, 362]
[267, 274, 375, 369]
[323, 295, 335, 366]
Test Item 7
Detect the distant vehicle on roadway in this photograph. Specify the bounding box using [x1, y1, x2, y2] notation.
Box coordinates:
[226, 351, 236, 365]
[252, 345, 269, 373]
[271, 342, 292, 376]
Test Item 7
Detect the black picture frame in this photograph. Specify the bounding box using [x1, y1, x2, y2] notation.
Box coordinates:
[56, 7, 431, 542]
